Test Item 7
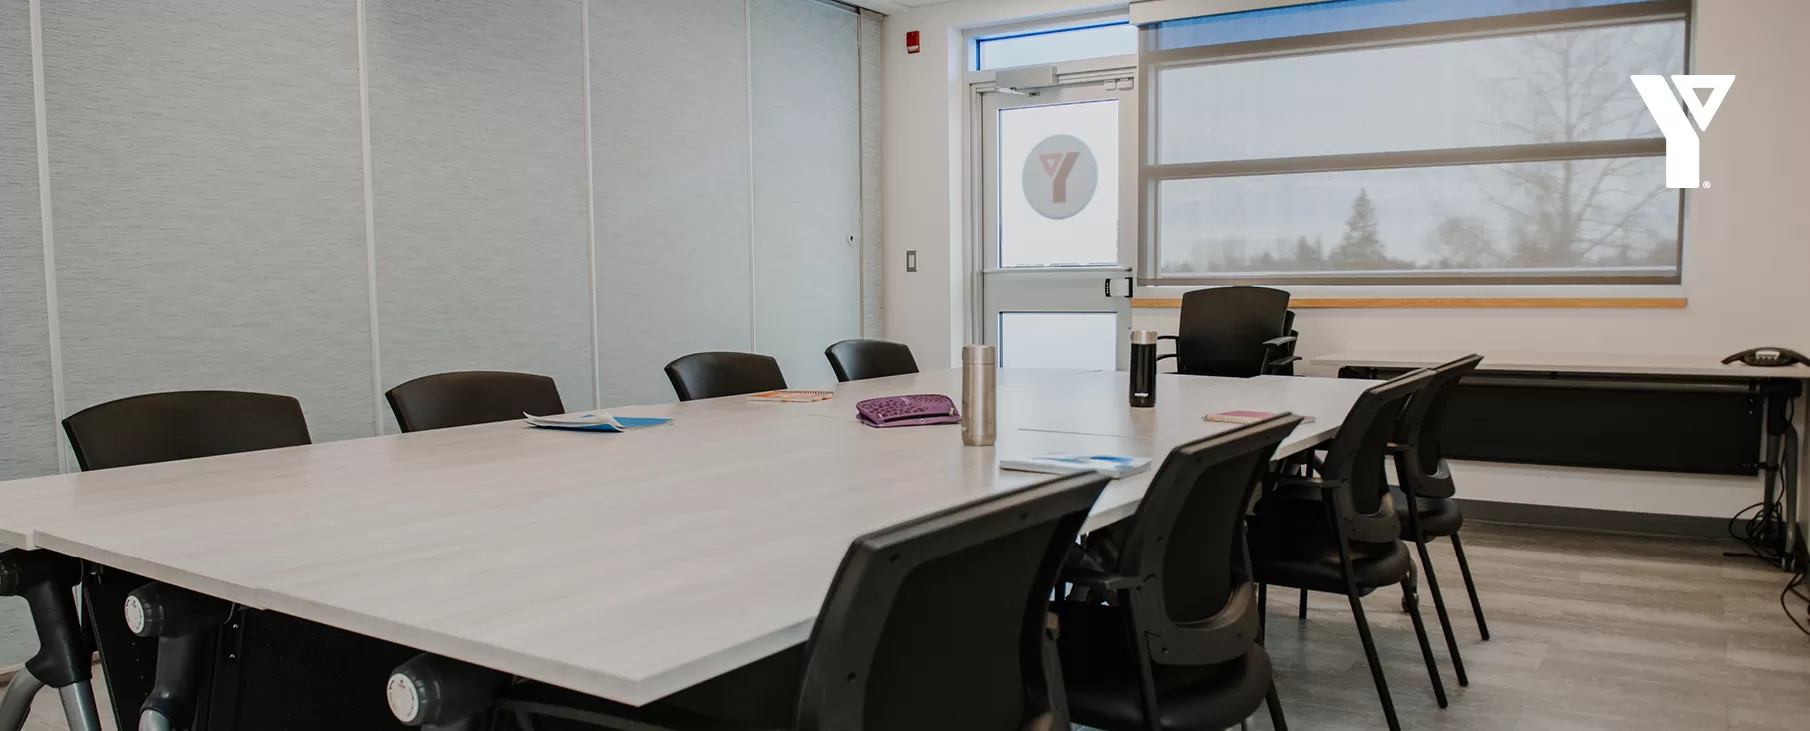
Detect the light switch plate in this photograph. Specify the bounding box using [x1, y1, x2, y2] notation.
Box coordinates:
[906, 250, 918, 272]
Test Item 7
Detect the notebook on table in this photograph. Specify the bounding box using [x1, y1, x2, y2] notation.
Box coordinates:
[524, 411, 672, 432]
[1001, 454, 1152, 479]
[747, 390, 835, 403]
[1204, 410, 1315, 425]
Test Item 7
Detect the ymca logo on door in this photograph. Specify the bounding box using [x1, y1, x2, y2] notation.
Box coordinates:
[1022, 134, 1099, 220]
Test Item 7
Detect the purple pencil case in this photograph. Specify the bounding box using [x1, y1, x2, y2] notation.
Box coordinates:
[856, 394, 962, 428]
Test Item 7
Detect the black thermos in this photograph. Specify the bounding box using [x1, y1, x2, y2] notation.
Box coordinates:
[1130, 330, 1158, 407]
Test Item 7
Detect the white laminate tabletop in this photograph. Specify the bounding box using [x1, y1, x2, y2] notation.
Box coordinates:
[1311, 350, 1810, 380]
[0, 368, 1372, 706]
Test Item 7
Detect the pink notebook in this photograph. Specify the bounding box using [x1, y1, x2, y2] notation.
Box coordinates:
[1204, 410, 1315, 425]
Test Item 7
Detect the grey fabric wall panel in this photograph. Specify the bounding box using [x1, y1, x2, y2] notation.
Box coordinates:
[591, 0, 754, 406]
[1, 0, 56, 483]
[0, 0, 53, 669]
[752, 0, 862, 388]
[42, 0, 374, 442]
[859, 10, 883, 339]
[367, 0, 594, 420]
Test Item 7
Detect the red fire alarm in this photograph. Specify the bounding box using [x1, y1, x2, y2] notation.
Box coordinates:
[906, 30, 921, 54]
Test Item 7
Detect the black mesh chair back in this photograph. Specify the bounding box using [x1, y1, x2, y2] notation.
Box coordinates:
[664, 351, 787, 401]
[1170, 286, 1293, 377]
[795, 472, 1111, 731]
[386, 371, 565, 433]
[63, 391, 311, 471]
[1315, 369, 1435, 542]
[1111, 416, 1301, 667]
[824, 339, 920, 383]
[1393, 355, 1484, 500]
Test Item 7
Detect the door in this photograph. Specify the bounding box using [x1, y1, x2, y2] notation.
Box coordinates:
[978, 80, 1135, 371]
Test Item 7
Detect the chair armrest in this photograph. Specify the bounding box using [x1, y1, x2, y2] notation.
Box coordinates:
[1158, 335, 1178, 341]
[1061, 567, 1144, 592]
[1261, 335, 1297, 349]
[1155, 354, 1176, 362]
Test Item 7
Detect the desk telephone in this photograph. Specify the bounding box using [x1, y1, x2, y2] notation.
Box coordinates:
[1722, 347, 1809, 367]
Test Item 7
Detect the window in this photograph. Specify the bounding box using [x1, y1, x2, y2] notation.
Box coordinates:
[976, 22, 1138, 71]
[1141, 0, 1689, 285]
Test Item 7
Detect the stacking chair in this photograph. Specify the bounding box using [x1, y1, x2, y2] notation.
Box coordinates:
[1245, 370, 1444, 731]
[63, 390, 311, 471]
[664, 351, 787, 401]
[1274, 311, 1301, 376]
[1053, 415, 1303, 731]
[1157, 287, 1298, 378]
[1390, 355, 1489, 688]
[60, 390, 312, 731]
[386, 472, 1113, 731]
[824, 339, 919, 382]
[386, 370, 565, 432]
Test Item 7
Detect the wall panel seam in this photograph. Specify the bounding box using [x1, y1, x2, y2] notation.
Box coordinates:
[28, 0, 68, 473]
[582, 0, 601, 408]
[745, 0, 759, 351]
[356, 0, 384, 435]
[856, 12, 866, 338]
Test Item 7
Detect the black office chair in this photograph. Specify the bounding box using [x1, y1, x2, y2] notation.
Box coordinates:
[63, 390, 311, 471]
[1245, 370, 1444, 731]
[61, 390, 312, 731]
[386, 371, 566, 432]
[824, 339, 919, 382]
[386, 472, 1114, 731]
[1274, 310, 1301, 376]
[1053, 415, 1303, 731]
[1390, 355, 1489, 687]
[1158, 287, 1298, 377]
[664, 351, 787, 401]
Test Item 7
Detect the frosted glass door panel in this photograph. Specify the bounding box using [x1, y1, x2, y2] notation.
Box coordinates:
[999, 313, 1118, 371]
[367, 0, 594, 418]
[752, 0, 861, 388]
[998, 99, 1120, 268]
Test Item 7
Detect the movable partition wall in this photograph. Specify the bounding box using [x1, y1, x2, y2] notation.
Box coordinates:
[0, 0, 881, 473]
[0, 0, 882, 666]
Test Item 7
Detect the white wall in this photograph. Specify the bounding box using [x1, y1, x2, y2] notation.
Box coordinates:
[881, 0, 1810, 518]
[881, 0, 1121, 369]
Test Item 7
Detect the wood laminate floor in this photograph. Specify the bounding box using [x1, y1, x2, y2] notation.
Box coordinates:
[1242, 523, 1809, 731]
[2, 523, 1805, 731]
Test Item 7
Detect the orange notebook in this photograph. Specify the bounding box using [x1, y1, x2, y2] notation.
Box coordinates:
[747, 390, 835, 403]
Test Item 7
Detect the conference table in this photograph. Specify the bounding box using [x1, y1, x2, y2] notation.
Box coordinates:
[0, 368, 1374, 717]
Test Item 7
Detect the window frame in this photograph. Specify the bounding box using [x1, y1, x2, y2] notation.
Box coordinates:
[1137, 0, 1694, 287]
[968, 10, 1137, 71]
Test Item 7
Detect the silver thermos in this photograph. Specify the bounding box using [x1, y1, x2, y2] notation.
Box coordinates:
[962, 344, 997, 446]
